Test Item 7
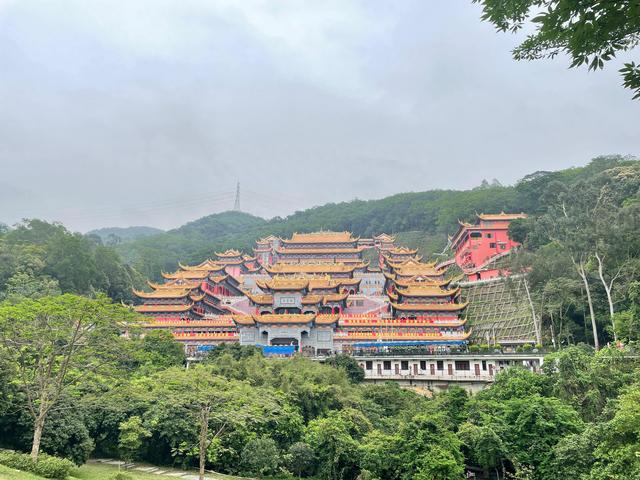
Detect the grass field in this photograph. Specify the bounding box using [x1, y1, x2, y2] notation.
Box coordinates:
[0, 461, 248, 480]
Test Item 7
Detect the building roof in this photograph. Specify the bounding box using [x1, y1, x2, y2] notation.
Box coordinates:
[391, 301, 469, 312]
[338, 317, 467, 328]
[396, 286, 461, 298]
[275, 246, 365, 255]
[282, 231, 357, 244]
[265, 263, 359, 274]
[231, 315, 256, 325]
[216, 249, 242, 258]
[477, 212, 527, 222]
[315, 314, 340, 325]
[256, 277, 309, 291]
[178, 260, 225, 272]
[374, 233, 396, 242]
[392, 277, 452, 288]
[246, 293, 274, 305]
[323, 292, 349, 303]
[384, 246, 418, 255]
[148, 279, 202, 290]
[254, 314, 316, 324]
[393, 263, 443, 278]
[133, 288, 193, 299]
[135, 303, 195, 313]
[162, 270, 210, 280]
[301, 295, 323, 305]
[144, 316, 236, 327]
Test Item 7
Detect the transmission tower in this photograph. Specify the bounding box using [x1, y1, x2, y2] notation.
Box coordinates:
[233, 181, 241, 211]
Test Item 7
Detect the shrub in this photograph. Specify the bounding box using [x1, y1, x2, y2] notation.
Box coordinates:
[0, 450, 34, 472]
[111, 473, 134, 480]
[0, 450, 75, 480]
[523, 344, 533, 351]
[32, 455, 76, 480]
[468, 345, 480, 353]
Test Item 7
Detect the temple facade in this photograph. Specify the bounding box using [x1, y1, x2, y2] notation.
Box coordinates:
[450, 212, 527, 280]
[134, 228, 511, 357]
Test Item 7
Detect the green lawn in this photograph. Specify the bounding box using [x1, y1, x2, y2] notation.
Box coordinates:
[0, 461, 249, 480]
[0, 464, 45, 479]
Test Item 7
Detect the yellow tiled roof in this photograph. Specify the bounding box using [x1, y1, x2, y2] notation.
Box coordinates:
[253, 314, 315, 324]
[477, 212, 527, 221]
[215, 249, 242, 258]
[135, 303, 194, 313]
[391, 301, 468, 312]
[396, 286, 461, 297]
[275, 246, 365, 255]
[283, 231, 357, 244]
[133, 288, 193, 299]
[266, 263, 358, 274]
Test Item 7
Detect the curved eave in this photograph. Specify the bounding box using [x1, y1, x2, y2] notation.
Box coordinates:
[246, 293, 274, 305]
[133, 288, 191, 299]
[390, 301, 469, 312]
[396, 287, 461, 298]
[252, 314, 316, 324]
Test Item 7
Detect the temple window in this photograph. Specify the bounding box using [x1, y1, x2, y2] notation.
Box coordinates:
[455, 361, 470, 371]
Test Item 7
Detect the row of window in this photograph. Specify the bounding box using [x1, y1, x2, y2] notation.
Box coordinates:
[365, 360, 489, 371]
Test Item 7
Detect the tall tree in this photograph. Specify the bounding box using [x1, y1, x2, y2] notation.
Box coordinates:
[0, 294, 138, 460]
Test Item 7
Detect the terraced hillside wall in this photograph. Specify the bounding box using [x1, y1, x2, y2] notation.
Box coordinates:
[458, 276, 538, 345]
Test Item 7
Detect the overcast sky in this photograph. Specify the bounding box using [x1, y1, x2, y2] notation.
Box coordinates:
[1, 1, 638, 232]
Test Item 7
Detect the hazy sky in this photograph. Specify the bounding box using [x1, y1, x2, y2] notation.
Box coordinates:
[1, 1, 638, 232]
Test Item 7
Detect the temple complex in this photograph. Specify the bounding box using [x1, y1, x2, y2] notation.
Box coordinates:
[136, 221, 536, 357]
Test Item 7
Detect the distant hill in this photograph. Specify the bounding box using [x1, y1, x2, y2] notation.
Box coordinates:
[113, 155, 637, 280]
[89, 226, 164, 244]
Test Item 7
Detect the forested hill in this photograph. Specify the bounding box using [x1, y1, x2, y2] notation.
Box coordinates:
[1, 156, 635, 301]
[115, 155, 637, 280]
[88, 226, 164, 244]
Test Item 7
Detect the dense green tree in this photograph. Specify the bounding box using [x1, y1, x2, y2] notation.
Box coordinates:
[0, 220, 141, 302]
[325, 354, 365, 383]
[590, 384, 640, 478]
[118, 416, 150, 463]
[469, 368, 585, 479]
[287, 441, 316, 478]
[305, 409, 371, 480]
[458, 422, 507, 478]
[240, 437, 281, 477]
[140, 330, 185, 369]
[0, 294, 139, 460]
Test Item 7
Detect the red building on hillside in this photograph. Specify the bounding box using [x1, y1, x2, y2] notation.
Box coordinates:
[450, 212, 527, 281]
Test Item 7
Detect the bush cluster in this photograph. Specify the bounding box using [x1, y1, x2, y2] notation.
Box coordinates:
[0, 449, 75, 479]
